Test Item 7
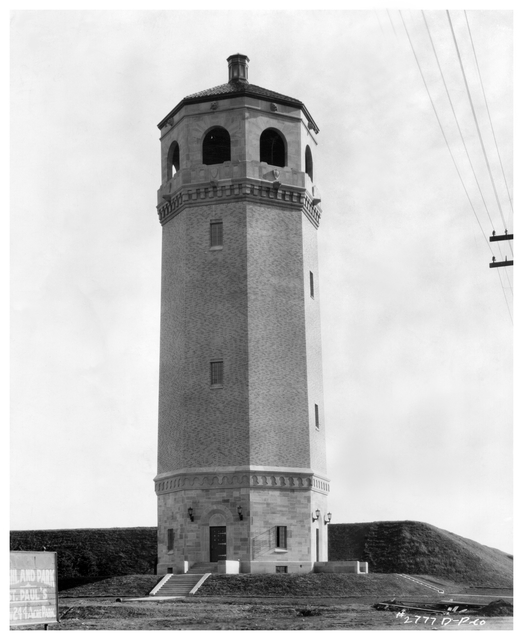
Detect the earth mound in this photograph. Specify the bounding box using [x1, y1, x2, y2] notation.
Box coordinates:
[329, 521, 512, 587]
[10, 527, 157, 579]
[475, 599, 513, 617]
[11, 520, 512, 589]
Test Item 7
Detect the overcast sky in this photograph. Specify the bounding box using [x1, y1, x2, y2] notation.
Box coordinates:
[10, 9, 514, 554]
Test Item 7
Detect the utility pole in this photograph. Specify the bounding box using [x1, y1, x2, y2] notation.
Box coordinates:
[489, 230, 513, 268]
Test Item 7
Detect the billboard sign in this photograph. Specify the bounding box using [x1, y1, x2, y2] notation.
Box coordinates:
[10, 551, 59, 627]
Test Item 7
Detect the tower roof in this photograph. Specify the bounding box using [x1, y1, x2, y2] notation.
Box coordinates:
[157, 54, 319, 133]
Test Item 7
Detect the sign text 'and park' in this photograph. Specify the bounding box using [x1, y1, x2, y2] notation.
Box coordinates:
[10, 551, 59, 627]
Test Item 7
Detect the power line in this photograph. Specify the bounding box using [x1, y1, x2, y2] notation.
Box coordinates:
[387, 9, 398, 38]
[401, 11, 512, 322]
[422, 11, 498, 236]
[399, 11, 490, 251]
[503, 267, 513, 295]
[446, 11, 510, 238]
[496, 268, 513, 324]
[374, 11, 385, 36]
[464, 10, 513, 213]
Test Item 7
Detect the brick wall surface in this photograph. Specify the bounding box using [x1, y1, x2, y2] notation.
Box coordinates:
[302, 216, 327, 474]
[158, 201, 326, 473]
[246, 204, 310, 467]
[158, 202, 250, 472]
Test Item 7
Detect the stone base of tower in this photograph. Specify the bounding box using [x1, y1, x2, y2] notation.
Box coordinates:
[155, 468, 329, 575]
[245, 560, 315, 574]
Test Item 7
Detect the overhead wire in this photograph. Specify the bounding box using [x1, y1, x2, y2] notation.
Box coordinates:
[449, 11, 513, 315]
[461, 11, 513, 294]
[464, 10, 513, 214]
[446, 11, 511, 246]
[422, 12, 497, 234]
[375, 11, 385, 36]
[387, 9, 398, 39]
[400, 11, 512, 323]
[464, 10, 514, 269]
[421, 11, 506, 266]
[496, 268, 513, 323]
[399, 11, 490, 252]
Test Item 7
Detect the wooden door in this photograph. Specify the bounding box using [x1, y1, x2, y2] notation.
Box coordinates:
[210, 526, 227, 562]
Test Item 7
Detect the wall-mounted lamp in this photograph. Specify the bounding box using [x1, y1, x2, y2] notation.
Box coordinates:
[187, 507, 194, 522]
[237, 506, 243, 521]
[324, 512, 332, 525]
[312, 509, 321, 522]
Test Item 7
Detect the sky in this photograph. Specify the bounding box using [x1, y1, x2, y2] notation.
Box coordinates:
[10, 8, 514, 554]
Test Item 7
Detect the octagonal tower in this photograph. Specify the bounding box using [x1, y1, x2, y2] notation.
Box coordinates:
[154, 54, 329, 574]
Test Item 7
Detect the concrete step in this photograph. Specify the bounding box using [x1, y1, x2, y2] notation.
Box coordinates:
[150, 573, 210, 598]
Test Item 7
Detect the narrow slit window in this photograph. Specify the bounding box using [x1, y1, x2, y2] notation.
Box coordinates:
[210, 360, 224, 387]
[167, 528, 174, 552]
[305, 145, 313, 181]
[210, 221, 223, 248]
[276, 526, 287, 549]
[168, 141, 180, 179]
[310, 271, 314, 298]
[315, 404, 320, 429]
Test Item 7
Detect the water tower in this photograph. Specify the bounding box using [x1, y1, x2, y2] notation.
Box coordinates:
[154, 54, 329, 574]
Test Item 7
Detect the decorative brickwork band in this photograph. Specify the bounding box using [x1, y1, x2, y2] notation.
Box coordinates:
[157, 180, 321, 229]
[155, 470, 329, 495]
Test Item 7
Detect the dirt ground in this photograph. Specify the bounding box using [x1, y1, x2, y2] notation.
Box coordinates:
[15, 596, 513, 631]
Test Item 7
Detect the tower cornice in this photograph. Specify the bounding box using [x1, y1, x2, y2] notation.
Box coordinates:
[158, 84, 319, 134]
[154, 467, 330, 496]
[156, 178, 322, 228]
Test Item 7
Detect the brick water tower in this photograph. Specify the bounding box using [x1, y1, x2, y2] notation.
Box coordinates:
[154, 54, 330, 574]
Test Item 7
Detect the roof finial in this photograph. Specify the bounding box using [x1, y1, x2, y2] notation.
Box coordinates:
[227, 53, 249, 83]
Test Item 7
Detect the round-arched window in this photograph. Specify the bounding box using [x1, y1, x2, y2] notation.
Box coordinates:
[305, 145, 313, 181]
[202, 127, 231, 165]
[260, 129, 286, 167]
[167, 141, 180, 179]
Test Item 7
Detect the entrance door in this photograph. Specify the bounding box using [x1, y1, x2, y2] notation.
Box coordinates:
[210, 526, 227, 562]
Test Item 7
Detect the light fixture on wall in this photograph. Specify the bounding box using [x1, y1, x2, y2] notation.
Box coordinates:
[312, 509, 320, 522]
[187, 507, 194, 522]
[324, 512, 332, 525]
[237, 506, 243, 521]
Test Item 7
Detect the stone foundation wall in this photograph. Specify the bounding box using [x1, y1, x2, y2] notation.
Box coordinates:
[157, 471, 329, 574]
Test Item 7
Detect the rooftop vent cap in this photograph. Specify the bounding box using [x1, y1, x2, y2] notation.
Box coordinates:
[227, 53, 249, 83]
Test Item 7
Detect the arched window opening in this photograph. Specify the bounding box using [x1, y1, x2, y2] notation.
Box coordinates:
[202, 127, 231, 165]
[260, 129, 286, 167]
[305, 145, 313, 181]
[167, 141, 180, 180]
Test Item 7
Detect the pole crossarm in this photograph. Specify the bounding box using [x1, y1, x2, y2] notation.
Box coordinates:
[490, 232, 513, 242]
[489, 259, 513, 268]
